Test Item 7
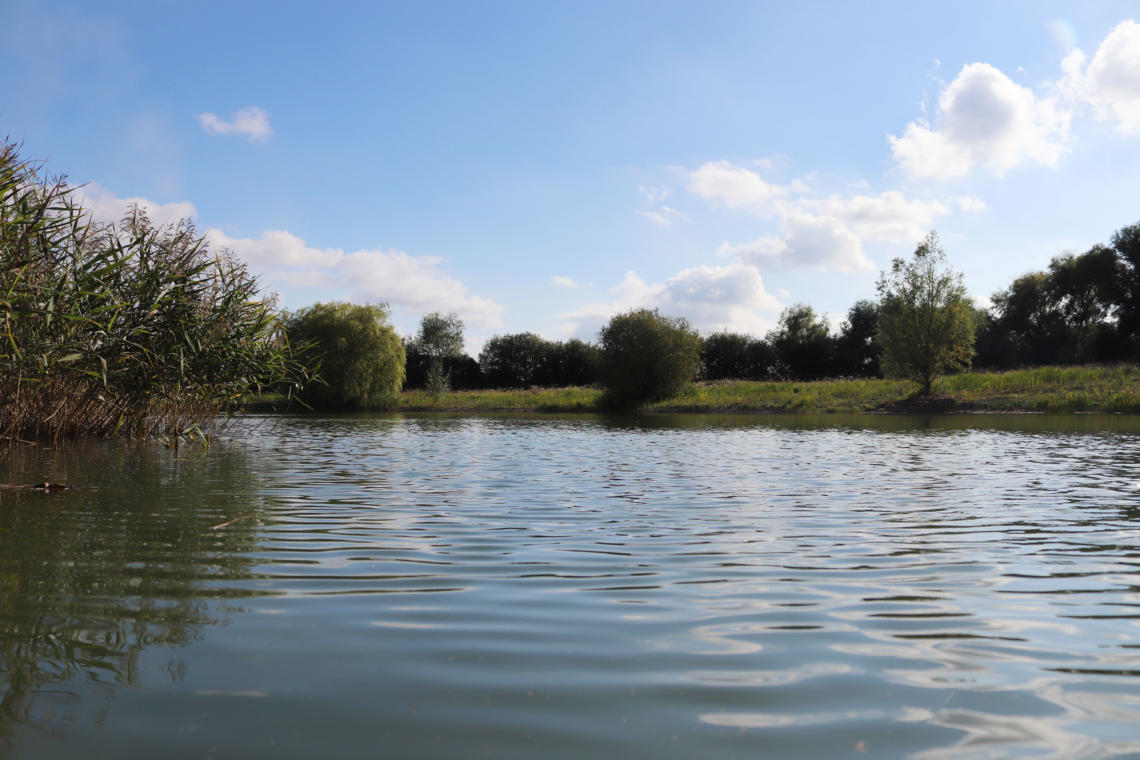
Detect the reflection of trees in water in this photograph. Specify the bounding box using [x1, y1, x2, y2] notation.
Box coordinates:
[0, 442, 271, 744]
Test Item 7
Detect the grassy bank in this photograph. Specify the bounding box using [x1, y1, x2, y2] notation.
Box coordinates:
[395, 365, 1140, 414]
[239, 365, 1140, 415]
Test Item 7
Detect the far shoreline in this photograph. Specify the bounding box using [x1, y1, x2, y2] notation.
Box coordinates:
[238, 364, 1140, 417]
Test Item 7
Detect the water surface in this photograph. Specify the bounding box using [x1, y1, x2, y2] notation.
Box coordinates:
[2, 414, 1140, 758]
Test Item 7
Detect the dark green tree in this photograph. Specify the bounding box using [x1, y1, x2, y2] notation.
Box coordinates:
[834, 300, 881, 377]
[598, 308, 701, 407]
[876, 231, 975, 393]
[1110, 222, 1140, 357]
[539, 338, 600, 387]
[479, 332, 550, 388]
[701, 332, 752, 381]
[990, 271, 1065, 365]
[770, 304, 835, 380]
[285, 302, 405, 410]
[700, 332, 776, 381]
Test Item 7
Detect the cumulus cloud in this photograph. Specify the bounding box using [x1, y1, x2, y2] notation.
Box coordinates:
[683, 161, 966, 271]
[1061, 20, 1140, 135]
[560, 264, 783, 338]
[890, 63, 1069, 179]
[74, 181, 197, 228]
[718, 212, 874, 272]
[800, 191, 949, 243]
[689, 160, 787, 211]
[194, 106, 273, 141]
[337, 248, 504, 327]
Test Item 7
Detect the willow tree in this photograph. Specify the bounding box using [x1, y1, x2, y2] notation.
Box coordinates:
[285, 302, 405, 410]
[876, 231, 975, 393]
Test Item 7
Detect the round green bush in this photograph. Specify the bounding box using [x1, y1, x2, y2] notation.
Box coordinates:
[286, 303, 406, 410]
[598, 308, 701, 407]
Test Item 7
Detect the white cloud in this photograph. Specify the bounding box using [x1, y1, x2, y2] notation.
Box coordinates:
[684, 161, 961, 269]
[635, 205, 688, 227]
[206, 228, 343, 268]
[718, 212, 874, 272]
[688, 160, 787, 211]
[75, 181, 197, 228]
[338, 248, 504, 328]
[560, 264, 783, 338]
[1062, 20, 1140, 135]
[801, 191, 949, 243]
[205, 229, 503, 327]
[194, 106, 273, 141]
[889, 62, 1069, 179]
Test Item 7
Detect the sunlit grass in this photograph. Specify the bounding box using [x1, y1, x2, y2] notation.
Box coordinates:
[399, 386, 602, 412]
[400, 365, 1140, 414]
[237, 364, 1140, 415]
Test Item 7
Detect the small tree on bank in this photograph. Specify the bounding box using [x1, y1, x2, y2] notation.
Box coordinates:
[876, 231, 975, 393]
[598, 308, 701, 407]
[408, 311, 464, 395]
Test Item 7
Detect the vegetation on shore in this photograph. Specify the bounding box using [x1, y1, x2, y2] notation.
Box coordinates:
[386, 365, 1140, 415]
[1, 141, 310, 441]
[284, 302, 404, 410]
[8, 138, 1140, 437]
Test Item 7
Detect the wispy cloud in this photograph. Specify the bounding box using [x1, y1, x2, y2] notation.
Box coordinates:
[635, 206, 689, 228]
[194, 106, 273, 141]
[552, 275, 592, 288]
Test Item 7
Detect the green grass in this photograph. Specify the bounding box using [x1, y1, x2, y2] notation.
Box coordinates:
[236, 365, 1140, 415]
[399, 386, 601, 412]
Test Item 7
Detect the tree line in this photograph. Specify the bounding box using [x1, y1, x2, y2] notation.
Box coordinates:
[291, 220, 1139, 410]
[393, 221, 1140, 389]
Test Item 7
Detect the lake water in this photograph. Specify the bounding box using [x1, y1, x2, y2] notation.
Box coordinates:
[2, 413, 1140, 758]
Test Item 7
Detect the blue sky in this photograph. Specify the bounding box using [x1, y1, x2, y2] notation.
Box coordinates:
[4, 1, 1140, 352]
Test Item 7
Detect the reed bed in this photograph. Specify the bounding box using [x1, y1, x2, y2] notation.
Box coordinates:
[1, 141, 309, 442]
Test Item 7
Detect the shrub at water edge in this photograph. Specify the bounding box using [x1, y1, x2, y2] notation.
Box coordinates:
[598, 308, 701, 407]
